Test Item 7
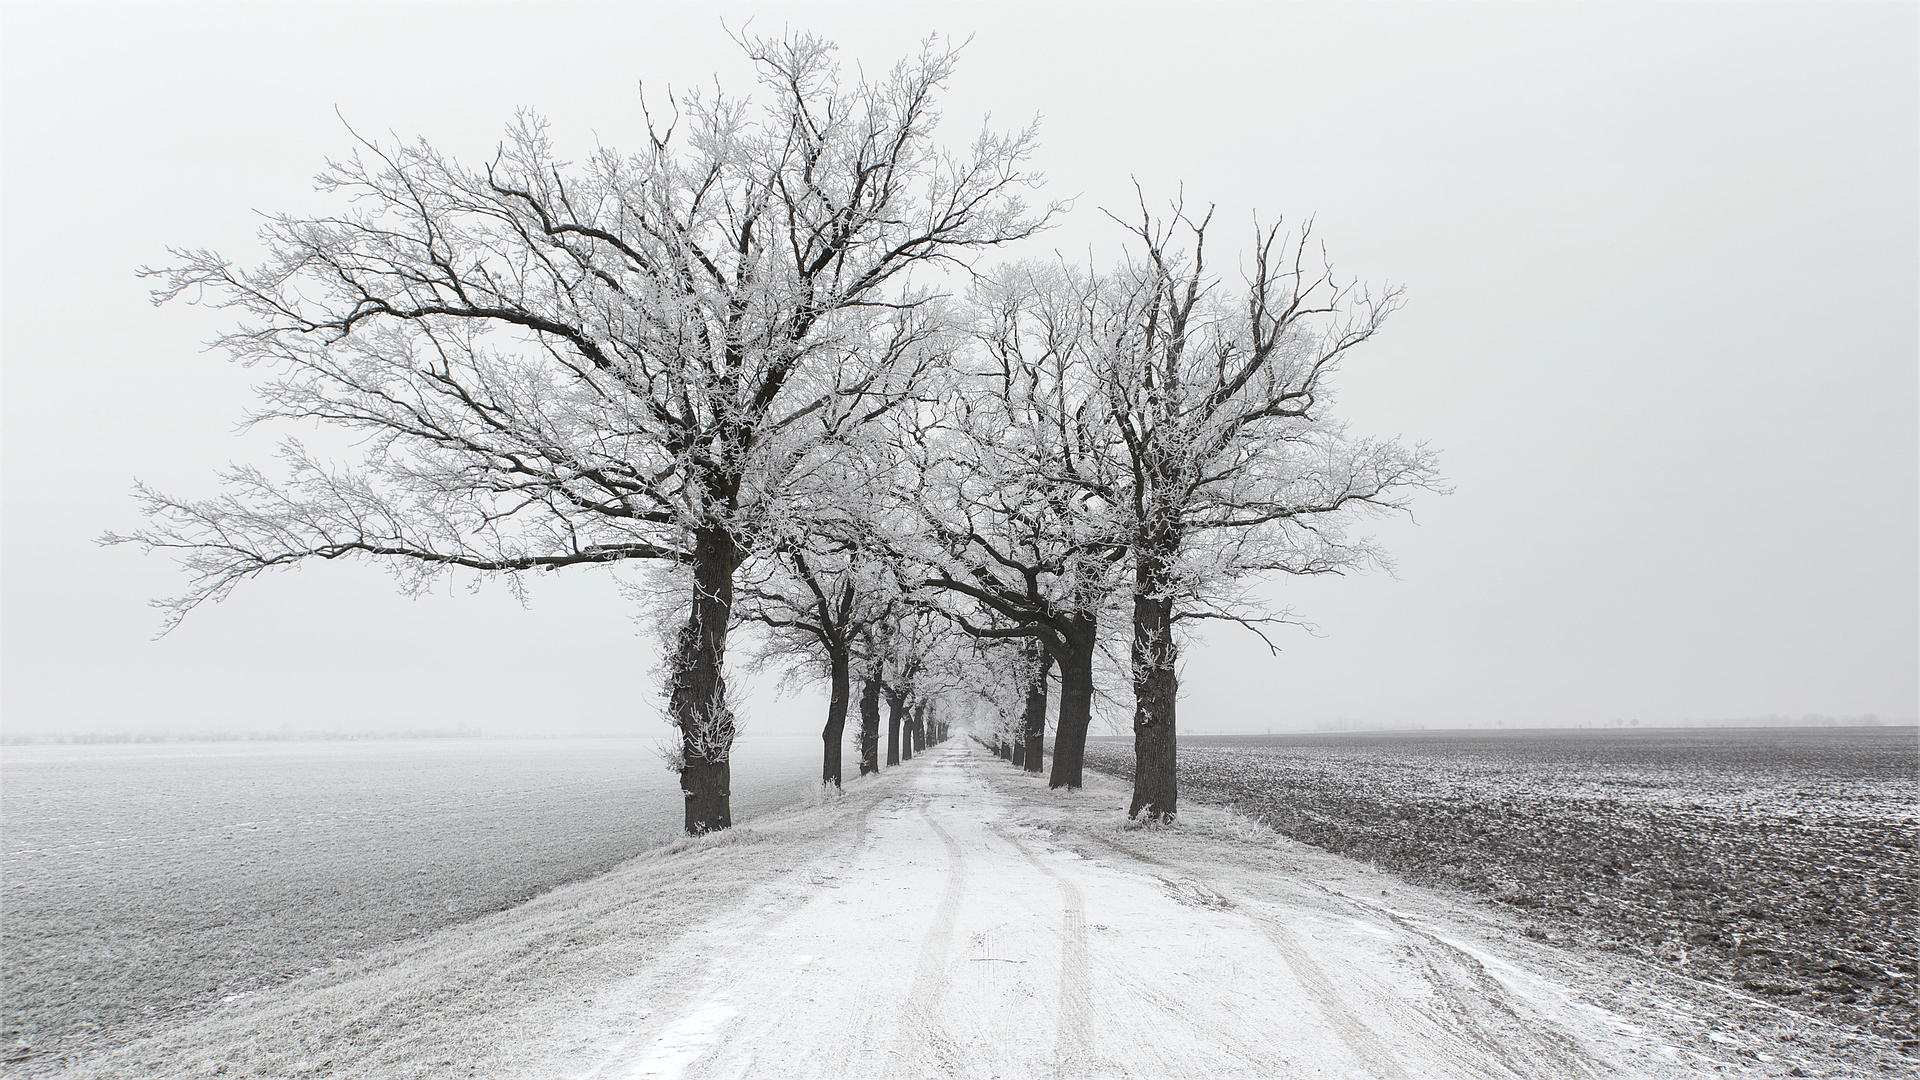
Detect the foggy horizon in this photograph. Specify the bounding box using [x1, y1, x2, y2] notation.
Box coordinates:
[5, 714, 1912, 746]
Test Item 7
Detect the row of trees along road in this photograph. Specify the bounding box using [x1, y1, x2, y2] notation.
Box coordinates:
[109, 33, 1441, 834]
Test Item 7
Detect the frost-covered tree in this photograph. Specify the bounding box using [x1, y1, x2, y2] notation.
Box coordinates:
[1013, 638, 1054, 774]
[942, 637, 1030, 755]
[908, 263, 1130, 788]
[875, 604, 951, 768]
[738, 538, 892, 788]
[912, 456, 1117, 786]
[735, 356, 932, 784]
[1092, 201, 1443, 821]
[106, 33, 1046, 833]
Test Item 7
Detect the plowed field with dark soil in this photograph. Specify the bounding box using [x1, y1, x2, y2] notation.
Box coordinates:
[1083, 726, 1918, 1054]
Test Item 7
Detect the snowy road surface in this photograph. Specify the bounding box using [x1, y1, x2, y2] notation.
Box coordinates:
[576, 743, 1722, 1079]
[36, 739, 1893, 1078]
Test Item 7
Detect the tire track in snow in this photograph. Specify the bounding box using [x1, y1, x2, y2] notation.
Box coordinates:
[1085, 825, 1603, 1079]
[1078, 830, 1407, 1079]
[1332, 891, 1600, 1078]
[1245, 909, 1409, 1079]
[894, 796, 968, 1074]
[588, 792, 892, 1080]
[606, 1004, 737, 1080]
[1003, 830, 1095, 1078]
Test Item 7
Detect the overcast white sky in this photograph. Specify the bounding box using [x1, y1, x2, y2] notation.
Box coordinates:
[3, 3, 1914, 739]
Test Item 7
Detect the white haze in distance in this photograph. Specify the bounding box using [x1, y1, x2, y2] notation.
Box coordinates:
[2, 4, 1914, 739]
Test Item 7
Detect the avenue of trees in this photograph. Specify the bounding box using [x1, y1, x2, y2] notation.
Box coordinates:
[109, 32, 1440, 833]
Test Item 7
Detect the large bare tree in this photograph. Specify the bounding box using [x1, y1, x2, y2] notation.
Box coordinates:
[106, 33, 1047, 833]
[908, 263, 1128, 788]
[737, 540, 875, 788]
[1094, 201, 1443, 821]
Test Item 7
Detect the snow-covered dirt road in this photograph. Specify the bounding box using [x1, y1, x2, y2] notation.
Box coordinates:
[572, 742, 1789, 1079]
[38, 739, 1894, 1079]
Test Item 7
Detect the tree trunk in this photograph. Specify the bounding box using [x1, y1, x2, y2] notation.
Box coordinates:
[911, 703, 928, 753]
[1022, 641, 1053, 775]
[1048, 613, 1096, 790]
[885, 689, 906, 767]
[671, 527, 738, 834]
[1129, 557, 1179, 821]
[679, 757, 729, 835]
[900, 705, 914, 762]
[822, 651, 850, 788]
[858, 671, 882, 776]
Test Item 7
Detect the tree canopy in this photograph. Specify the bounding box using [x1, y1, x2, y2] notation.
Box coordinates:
[112, 31, 1436, 833]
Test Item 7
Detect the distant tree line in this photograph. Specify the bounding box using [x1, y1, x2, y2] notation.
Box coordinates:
[108, 32, 1439, 834]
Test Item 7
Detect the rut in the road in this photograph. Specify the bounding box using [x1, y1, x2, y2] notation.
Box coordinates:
[897, 803, 969, 1074]
[1001, 827, 1094, 1076]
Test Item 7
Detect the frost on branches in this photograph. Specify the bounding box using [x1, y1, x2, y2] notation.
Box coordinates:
[1090, 201, 1444, 821]
[908, 262, 1132, 789]
[106, 32, 1048, 834]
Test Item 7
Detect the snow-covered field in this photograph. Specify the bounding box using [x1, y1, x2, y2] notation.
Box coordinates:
[1, 736, 826, 1058]
[16, 740, 1904, 1078]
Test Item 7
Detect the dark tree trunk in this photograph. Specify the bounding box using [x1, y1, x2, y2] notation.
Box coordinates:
[911, 703, 928, 753]
[679, 757, 729, 834]
[858, 672, 882, 776]
[885, 689, 906, 767]
[900, 705, 914, 761]
[822, 651, 850, 788]
[1022, 641, 1053, 775]
[1048, 613, 1097, 790]
[1128, 556, 1179, 821]
[672, 527, 738, 834]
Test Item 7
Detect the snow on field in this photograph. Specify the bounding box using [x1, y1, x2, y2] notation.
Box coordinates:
[27, 741, 1901, 1078]
[1, 736, 827, 1054]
